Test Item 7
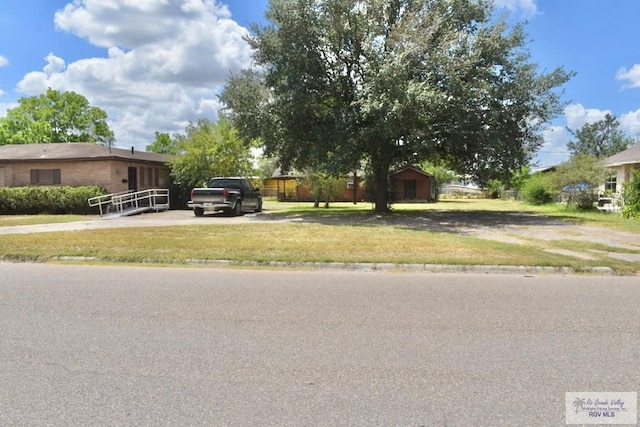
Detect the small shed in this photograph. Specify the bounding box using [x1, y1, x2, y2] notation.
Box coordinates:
[391, 165, 433, 202]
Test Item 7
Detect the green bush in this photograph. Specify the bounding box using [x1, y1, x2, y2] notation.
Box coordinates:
[621, 171, 640, 219]
[522, 173, 554, 205]
[550, 154, 604, 211]
[0, 186, 107, 215]
[484, 179, 504, 199]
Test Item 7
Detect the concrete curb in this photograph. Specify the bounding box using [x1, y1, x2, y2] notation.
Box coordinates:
[184, 260, 617, 275]
[34, 256, 618, 275]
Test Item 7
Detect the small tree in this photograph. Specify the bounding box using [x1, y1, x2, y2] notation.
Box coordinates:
[255, 155, 279, 182]
[621, 171, 640, 219]
[508, 166, 531, 199]
[170, 118, 255, 191]
[551, 154, 605, 210]
[147, 131, 180, 155]
[522, 173, 554, 205]
[485, 179, 504, 199]
[420, 160, 455, 201]
[302, 171, 345, 208]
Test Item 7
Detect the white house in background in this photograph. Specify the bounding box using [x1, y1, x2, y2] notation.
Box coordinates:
[601, 143, 640, 194]
[597, 143, 640, 212]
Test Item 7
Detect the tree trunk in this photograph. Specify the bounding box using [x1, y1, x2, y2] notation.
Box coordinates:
[373, 161, 391, 213]
[352, 170, 358, 205]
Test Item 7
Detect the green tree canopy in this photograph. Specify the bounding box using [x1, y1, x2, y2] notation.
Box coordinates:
[169, 118, 256, 190]
[567, 113, 632, 158]
[146, 131, 180, 155]
[221, 0, 573, 212]
[0, 88, 114, 145]
[420, 160, 456, 201]
[551, 153, 605, 210]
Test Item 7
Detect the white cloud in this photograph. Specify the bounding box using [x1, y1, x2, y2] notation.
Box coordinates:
[620, 109, 640, 138]
[563, 104, 611, 131]
[534, 125, 571, 168]
[616, 64, 640, 89]
[533, 103, 631, 167]
[0, 55, 8, 67]
[493, 0, 538, 18]
[0, 102, 16, 116]
[16, 0, 253, 148]
[43, 53, 66, 75]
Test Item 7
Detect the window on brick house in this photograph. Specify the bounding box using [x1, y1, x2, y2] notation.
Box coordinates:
[31, 169, 61, 185]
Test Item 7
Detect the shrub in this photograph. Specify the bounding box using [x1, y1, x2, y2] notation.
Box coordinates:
[522, 173, 554, 205]
[621, 171, 640, 219]
[0, 186, 107, 215]
[551, 154, 604, 211]
[484, 179, 504, 199]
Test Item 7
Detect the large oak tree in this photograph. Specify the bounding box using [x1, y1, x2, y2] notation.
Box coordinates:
[221, 0, 573, 212]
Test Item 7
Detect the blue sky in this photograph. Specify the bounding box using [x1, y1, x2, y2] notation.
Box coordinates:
[0, 0, 638, 169]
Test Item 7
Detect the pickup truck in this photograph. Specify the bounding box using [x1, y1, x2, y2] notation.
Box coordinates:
[188, 177, 262, 217]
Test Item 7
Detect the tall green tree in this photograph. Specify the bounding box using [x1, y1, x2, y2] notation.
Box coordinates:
[221, 0, 573, 213]
[0, 88, 114, 145]
[146, 131, 180, 155]
[567, 114, 632, 158]
[169, 118, 255, 190]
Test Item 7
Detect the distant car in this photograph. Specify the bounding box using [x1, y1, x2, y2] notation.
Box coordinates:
[187, 177, 262, 217]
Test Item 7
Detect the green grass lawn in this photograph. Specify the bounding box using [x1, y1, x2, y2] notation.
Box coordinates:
[0, 214, 92, 227]
[0, 199, 638, 273]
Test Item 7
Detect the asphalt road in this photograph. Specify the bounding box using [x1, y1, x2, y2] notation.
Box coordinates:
[1, 263, 639, 426]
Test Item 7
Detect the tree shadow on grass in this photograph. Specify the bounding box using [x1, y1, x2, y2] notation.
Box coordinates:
[254, 208, 573, 235]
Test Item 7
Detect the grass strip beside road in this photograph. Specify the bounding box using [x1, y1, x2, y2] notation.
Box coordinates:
[1, 199, 638, 273]
[0, 222, 631, 272]
[0, 215, 90, 227]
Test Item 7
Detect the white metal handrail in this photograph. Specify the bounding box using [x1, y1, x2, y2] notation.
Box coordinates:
[111, 189, 170, 214]
[88, 189, 169, 216]
[88, 190, 133, 216]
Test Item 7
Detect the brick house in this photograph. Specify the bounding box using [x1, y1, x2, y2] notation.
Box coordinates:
[0, 143, 172, 193]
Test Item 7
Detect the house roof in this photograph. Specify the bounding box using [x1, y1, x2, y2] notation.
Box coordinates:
[602, 143, 640, 167]
[0, 142, 172, 164]
[391, 165, 432, 178]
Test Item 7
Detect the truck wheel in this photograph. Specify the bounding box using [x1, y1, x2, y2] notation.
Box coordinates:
[255, 199, 262, 213]
[233, 201, 242, 216]
[194, 207, 204, 217]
